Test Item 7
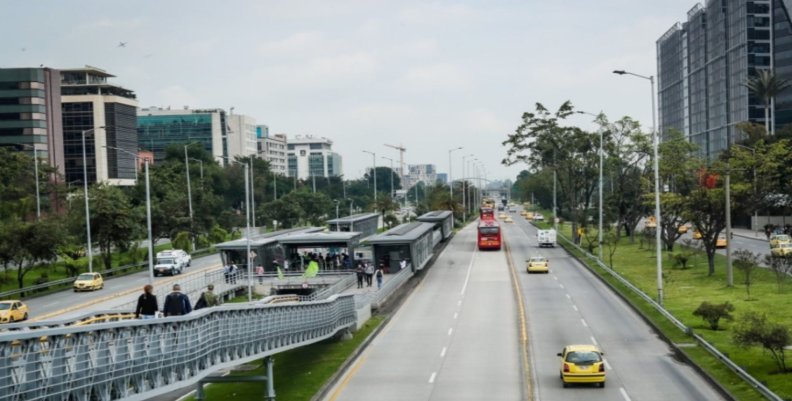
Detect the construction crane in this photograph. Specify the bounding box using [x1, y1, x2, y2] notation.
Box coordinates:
[384, 143, 406, 177]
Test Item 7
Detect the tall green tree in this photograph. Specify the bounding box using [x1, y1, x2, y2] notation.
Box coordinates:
[745, 69, 790, 136]
[8, 218, 66, 289]
[683, 183, 727, 276]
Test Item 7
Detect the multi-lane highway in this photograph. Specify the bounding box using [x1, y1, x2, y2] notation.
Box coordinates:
[324, 224, 523, 401]
[326, 210, 726, 401]
[507, 211, 725, 401]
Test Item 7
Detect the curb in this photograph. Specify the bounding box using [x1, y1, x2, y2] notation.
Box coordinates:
[552, 233, 738, 401]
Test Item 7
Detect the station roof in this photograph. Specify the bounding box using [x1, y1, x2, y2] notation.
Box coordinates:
[326, 213, 380, 224]
[362, 222, 436, 245]
[277, 231, 363, 247]
[215, 227, 323, 250]
[416, 210, 452, 222]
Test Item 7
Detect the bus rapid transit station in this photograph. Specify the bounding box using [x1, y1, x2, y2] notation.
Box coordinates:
[416, 210, 454, 246]
[0, 210, 456, 401]
[326, 212, 380, 237]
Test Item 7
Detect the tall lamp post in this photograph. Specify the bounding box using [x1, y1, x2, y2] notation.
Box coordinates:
[578, 110, 606, 261]
[244, 163, 253, 302]
[184, 145, 195, 251]
[19, 144, 41, 220]
[363, 150, 377, 202]
[448, 147, 463, 224]
[462, 154, 473, 221]
[81, 127, 104, 273]
[104, 145, 155, 284]
[613, 69, 663, 305]
[382, 156, 396, 199]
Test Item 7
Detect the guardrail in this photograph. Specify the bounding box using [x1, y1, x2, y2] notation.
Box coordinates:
[555, 230, 784, 401]
[355, 265, 414, 310]
[0, 294, 357, 401]
[0, 262, 147, 300]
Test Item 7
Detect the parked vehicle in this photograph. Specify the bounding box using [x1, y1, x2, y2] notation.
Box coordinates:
[537, 229, 557, 248]
[154, 249, 191, 276]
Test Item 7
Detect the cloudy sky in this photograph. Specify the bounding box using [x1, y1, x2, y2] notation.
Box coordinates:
[4, 0, 696, 182]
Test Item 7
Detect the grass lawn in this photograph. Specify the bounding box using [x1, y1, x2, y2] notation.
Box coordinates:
[185, 315, 384, 401]
[533, 219, 786, 401]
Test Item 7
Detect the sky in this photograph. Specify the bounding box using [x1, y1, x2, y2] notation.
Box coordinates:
[2, 0, 697, 182]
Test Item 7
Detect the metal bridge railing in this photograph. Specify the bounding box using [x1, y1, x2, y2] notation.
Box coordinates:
[0, 294, 357, 401]
[355, 265, 414, 310]
[555, 231, 784, 401]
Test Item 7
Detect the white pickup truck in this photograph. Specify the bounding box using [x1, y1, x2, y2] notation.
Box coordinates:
[537, 229, 557, 248]
[154, 249, 191, 276]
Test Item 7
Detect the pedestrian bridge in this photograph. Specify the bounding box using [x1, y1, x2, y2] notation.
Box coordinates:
[0, 294, 356, 401]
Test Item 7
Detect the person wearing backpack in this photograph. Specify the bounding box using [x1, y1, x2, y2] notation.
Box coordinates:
[376, 264, 384, 290]
[163, 284, 192, 316]
[194, 284, 219, 310]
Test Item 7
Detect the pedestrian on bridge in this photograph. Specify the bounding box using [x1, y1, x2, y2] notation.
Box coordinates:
[356, 262, 364, 288]
[163, 284, 192, 317]
[364, 262, 375, 287]
[194, 284, 219, 310]
[135, 284, 158, 319]
[376, 265, 384, 290]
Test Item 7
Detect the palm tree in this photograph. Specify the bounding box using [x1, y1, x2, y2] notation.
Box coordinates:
[745, 69, 790, 136]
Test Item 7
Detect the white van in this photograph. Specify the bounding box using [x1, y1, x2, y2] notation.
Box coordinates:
[537, 229, 557, 248]
[154, 250, 191, 276]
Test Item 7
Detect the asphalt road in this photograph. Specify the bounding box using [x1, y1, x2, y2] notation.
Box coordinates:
[323, 222, 523, 401]
[22, 253, 223, 321]
[506, 212, 726, 401]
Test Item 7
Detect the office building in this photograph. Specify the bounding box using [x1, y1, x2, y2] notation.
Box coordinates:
[436, 173, 448, 186]
[0, 67, 64, 177]
[286, 135, 343, 179]
[657, 0, 792, 159]
[226, 113, 258, 161]
[257, 127, 288, 175]
[406, 164, 437, 187]
[137, 107, 229, 165]
[61, 66, 138, 185]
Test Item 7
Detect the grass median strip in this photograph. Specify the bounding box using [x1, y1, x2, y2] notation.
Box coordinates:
[533, 219, 774, 401]
[184, 315, 384, 401]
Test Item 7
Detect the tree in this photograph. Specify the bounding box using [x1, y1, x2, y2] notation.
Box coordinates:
[604, 228, 621, 267]
[745, 69, 790, 136]
[733, 249, 760, 299]
[683, 184, 727, 276]
[8, 218, 66, 289]
[733, 313, 790, 373]
[728, 138, 792, 228]
[259, 195, 304, 228]
[764, 254, 790, 294]
[693, 301, 735, 330]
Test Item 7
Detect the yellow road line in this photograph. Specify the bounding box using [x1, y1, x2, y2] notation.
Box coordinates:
[504, 235, 535, 401]
[30, 263, 221, 322]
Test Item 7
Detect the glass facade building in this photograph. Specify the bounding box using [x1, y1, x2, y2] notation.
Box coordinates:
[285, 135, 343, 179]
[137, 108, 228, 165]
[657, 0, 791, 159]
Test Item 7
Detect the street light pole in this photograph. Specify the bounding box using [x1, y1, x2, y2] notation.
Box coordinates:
[448, 147, 462, 225]
[614, 69, 663, 305]
[462, 154, 469, 221]
[382, 156, 395, 199]
[184, 145, 195, 251]
[578, 111, 606, 261]
[245, 163, 252, 302]
[32, 145, 40, 220]
[273, 170, 278, 200]
[362, 150, 377, 202]
[249, 159, 256, 229]
[81, 127, 102, 273]
[144, 160, 154, 285]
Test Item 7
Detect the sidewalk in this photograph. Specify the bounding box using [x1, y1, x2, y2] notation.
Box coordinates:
[340, 273, 395, 295]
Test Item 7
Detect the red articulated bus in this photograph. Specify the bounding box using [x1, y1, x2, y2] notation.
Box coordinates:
[480, 207, 495, 221]
[478, 219, 502, 250]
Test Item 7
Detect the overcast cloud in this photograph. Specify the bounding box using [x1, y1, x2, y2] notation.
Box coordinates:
[2, 0, 696, 181]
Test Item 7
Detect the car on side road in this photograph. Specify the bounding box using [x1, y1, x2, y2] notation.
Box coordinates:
[716, 234, 728, 248]
[0, 300, 28, 323]
[73, 272, 104, 292]
[558, 344, 606, 388]
[771, 243, 792, 257]
[692, 230, 702, 240]
[498, 212, 507, 219]
[526, 256, 549, 273]
[678, 224, 689, 234]
[154, 249, 190, 276]
[533, 213, 545, 222]
[503, 215, 513, 223]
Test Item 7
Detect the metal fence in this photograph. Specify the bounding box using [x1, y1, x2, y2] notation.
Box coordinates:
[355, 264, 414, 309]
[555, 231, 783, 401]
[0, 262, 147, 300]
[0, 294, 357, 401]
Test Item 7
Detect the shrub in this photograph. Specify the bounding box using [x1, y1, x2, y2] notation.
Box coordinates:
[672, 252, 692, 269]
[34, 272, 49, 286]
[733, 313, 790, 373]
[692, 301, 735, 330]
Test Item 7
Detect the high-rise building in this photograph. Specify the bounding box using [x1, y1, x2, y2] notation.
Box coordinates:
[286, 135, 343, 179]
[406, 164, 437, 188]
[137, 107, 229, 165]
[257, 126, 287, 175]
[0, 67, 64, 177]
[226, 113, 258, 160]
[61, 66, 138, 185]
[657, 0, 792, 159]
[436, 173, 448, 186]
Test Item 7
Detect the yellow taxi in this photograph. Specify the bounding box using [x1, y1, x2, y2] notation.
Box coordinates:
[771, 243, 792, 257]
[770, 234, 791, 248]
[645, 216, 657, 228]
[73, 272, 104, 292]
[692, 230, 703, 240]
[558, 344, 606, 388]
[526, 212, 535, 220]
[678, 224, 689, 234]
[503, 216, 514, 223]
[526, 256, 549, 273]
[716, 234, 728, 248]
[0, 300, 29, 323]
[498, 212, 507, 219]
